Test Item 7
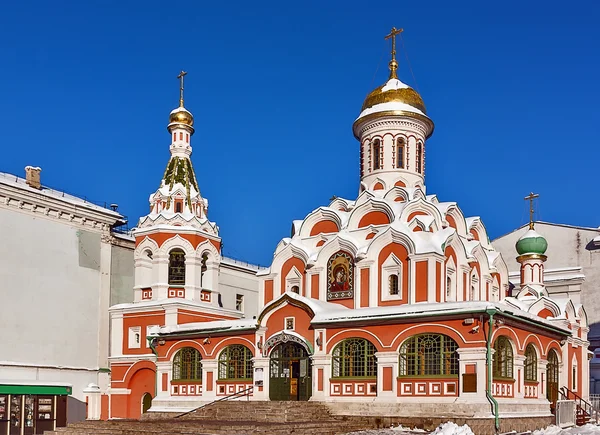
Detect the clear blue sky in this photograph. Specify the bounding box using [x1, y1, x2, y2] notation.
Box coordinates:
[1, 1, 599, 266]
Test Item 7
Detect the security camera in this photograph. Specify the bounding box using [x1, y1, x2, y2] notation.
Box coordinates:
[470, 325, 480, 334]
[203, 337, 211, 344]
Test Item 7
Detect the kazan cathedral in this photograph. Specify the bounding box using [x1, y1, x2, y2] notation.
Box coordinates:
[96, 31, 589, 429]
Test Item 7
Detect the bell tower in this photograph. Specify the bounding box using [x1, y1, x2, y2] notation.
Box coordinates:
[353, 28, 434, 192]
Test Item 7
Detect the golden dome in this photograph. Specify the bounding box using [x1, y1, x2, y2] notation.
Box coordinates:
[361, 80, 427, 114]
[169, 106, 194, 127]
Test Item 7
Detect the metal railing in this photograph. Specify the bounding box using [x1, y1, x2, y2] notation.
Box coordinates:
[561, 386, 599, 425]
[174, 385, 254, 419]
[556, 400, 576, 428]
[590, 394, 600, 411]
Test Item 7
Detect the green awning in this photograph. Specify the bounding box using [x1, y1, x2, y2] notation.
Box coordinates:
[0, 385, 72, 395]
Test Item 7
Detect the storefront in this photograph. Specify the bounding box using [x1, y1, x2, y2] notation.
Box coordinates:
[0, 383, 71, 435]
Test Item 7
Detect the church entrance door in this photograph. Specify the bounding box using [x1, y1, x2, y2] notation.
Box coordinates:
[269, 342, 312, 401]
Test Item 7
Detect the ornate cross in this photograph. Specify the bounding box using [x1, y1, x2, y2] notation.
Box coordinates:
[177, 70, 187, 106]
[524, 192, 539, 230]
[385, 27, 404, 62]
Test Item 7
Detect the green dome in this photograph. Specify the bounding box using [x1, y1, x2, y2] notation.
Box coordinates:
[516, 229, 548, 255]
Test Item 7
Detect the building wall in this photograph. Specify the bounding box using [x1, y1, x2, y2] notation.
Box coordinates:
[493, 222, 600, 345]
[110, 241, 135, 306]
[219, 262, 260, 318]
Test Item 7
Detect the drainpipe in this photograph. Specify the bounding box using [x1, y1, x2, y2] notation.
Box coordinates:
[485, 309, 500, 432]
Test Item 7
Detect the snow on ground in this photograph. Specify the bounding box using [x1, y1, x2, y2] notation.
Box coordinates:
[534, 424, 600, 435]
[345, 423, 600, 435]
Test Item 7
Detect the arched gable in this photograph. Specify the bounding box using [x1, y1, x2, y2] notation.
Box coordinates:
[372, 178, 386, 191]
[196, 239, 221, 263]
[577, 305, 588, 328]
[298, 208, 344, 238]
[347, 198, 395, 230]
[527, 297, 560, 319]
[134, 236, 160, 257]
[158, 234, 195, 256]
[329, 197, 352, 213]
[383, 186, 409, 203]
[365, 226, 416, 259]
[257, 293, 316, 326]
[399, 198, 443, 228]
[315, 234, 360, 264]
[466, 217, 491, 249]
[444, 205, 468, 237]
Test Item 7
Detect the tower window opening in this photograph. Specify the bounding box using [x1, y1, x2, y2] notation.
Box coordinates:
[446, 276, 451, 298]
[173, 133, 176, 142]
[397, 138, 405, 169]
[186, 134, 189, 143]
[179, 132, 183, 141]
[175, 202, 182, 213]
[373, 139, 381, 170]
[416, 143, 422, 174]
[168, 249, 186, 285]
[291, 285, 300, 294]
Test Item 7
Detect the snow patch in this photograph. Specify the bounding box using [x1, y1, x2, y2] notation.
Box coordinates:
[534, 424, 600, 435]
[431, 422, 474, 435]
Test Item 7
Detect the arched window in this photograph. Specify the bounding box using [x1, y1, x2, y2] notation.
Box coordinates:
[389, 275, 399, 295]
[399, 334, 458, 377]
[168, 249, 186, 285]
[524, 344, 537, 382]
[493, 336, 514, 379]
[332, 338, 377, 378]
[547, 349, 559, 403]
[373, 139, 381, 170]
[291, 285, 300, 294]
[173, 347, 202, 380]
[416, 143, 422, 174]
[396, 137, 405, 169]
[175, 202, 182, 213]
[446, 276, 452, 299]
[218, 345, 253, 380]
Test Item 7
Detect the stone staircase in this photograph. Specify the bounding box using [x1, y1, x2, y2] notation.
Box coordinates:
[44, 401, 390, 435]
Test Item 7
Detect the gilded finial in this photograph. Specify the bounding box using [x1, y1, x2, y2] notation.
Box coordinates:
[177, 71, 187, 107]
[384, 27, 403, 79]
[524, 192, 539, 230]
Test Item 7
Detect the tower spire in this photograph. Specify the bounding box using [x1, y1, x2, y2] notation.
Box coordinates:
[177, 70, 187, 107]
[384, 27, 403, 79]
[524, 192, 539, 230]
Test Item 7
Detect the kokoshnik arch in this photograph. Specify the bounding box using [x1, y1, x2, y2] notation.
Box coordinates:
[95, 30, 589, 427]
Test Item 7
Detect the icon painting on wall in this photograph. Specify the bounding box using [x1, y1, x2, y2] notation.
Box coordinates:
[327, 251, 354, 300]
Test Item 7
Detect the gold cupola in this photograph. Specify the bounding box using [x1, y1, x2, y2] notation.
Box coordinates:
[167, 71, 195, 134]
[353, 28, 434, 139]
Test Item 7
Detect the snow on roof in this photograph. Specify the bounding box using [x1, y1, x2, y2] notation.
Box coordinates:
[154, 318, 256, 336]
[356, 101, 426, 120]
[0, 171, 122, 218]
[311, 300, 570, 333]
[381, 78, 411, 92]
[0, 379, 73, 387]
[221, 256, 264, 271]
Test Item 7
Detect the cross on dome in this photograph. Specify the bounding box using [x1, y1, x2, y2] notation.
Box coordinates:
[524, 192, 539, 230]
[384, 27, 403, 79]
[177, 70, 187, 107]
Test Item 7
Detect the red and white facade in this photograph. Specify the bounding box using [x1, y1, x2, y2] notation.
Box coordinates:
[91, 51, 589, 424]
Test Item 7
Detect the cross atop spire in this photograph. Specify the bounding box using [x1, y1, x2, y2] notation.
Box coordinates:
[524, 192, 539, 230]
[385, 27, 403, 79]
[177, 70, 187, 107]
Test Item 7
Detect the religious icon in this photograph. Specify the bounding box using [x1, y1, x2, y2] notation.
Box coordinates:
[327, 251, 354, 300]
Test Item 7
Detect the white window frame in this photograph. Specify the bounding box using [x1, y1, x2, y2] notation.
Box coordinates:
[128, 326, 141, 349]
[445, 258, 456, 302]
[145, 325, 158, 348]
[285, 266, 302, 296]
[284, 317, 295, 331]
[381, 254, 403, 302]
[235, 294, 244, 312]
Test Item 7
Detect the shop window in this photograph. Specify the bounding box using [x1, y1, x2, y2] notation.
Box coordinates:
[493, 336, 514, 380]
[218, 345, 253, 380]
[168, 249, 186, 285]
[399, 334, 458, 376]
[173, 347, 202, 380]
[332, 338, 377, 378]
[524, 344, 537, 382]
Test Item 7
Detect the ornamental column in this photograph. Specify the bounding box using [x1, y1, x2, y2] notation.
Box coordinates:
[513, 354, 526, 400]
[201, 359, 218, 401]
[311, 354, 332, 401]
[251, 357, 270, 401]
[455, 348, 488, 402]
[155, 361, 171, 399]
[374, 351, 398, 399]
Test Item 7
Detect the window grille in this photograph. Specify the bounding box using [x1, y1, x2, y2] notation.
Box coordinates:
[173, 347, 202, 380]
[218, 345, 253, 380]
[332, 338, 377, 378]
[373, 139, 381, 170]
[524, 344, 537, 382]
[492, 336, 513, 379]
[168, 249, 186, 285]
[389, 275, 399, 295]
[399, 334, 458, 377]
[397, 138, 404, 168]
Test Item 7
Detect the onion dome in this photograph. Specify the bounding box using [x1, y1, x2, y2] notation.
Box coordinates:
[516, 229, 548, 255]
[353, 58, 434, 138]
[169, 106, 194, 129]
